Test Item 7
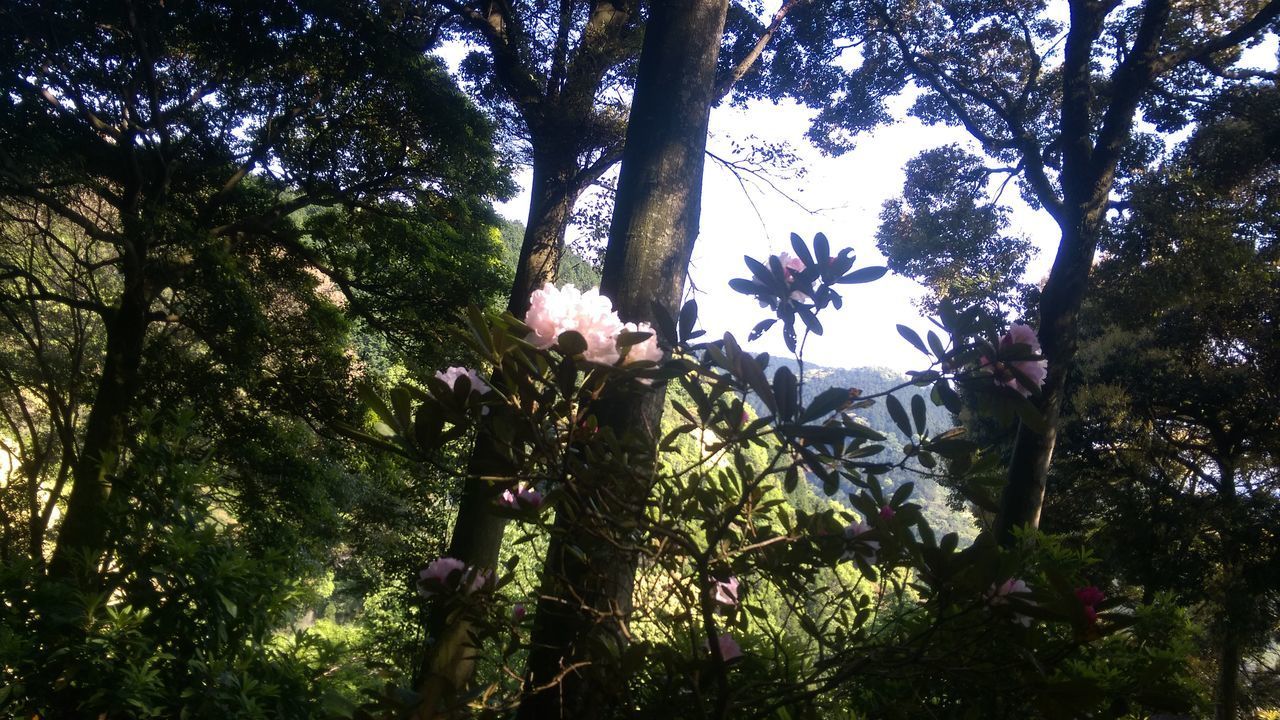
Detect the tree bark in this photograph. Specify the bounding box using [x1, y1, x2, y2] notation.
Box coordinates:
[509, 150, 584, 317]
[517, 1, 729, 717]
[47, 238, 149, 586]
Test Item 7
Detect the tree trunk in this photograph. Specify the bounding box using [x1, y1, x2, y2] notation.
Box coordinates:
[509, 150, 583, 317]
[517, 1, 729, 717]
[412, 148, 586, 717]
[47, 242, 149, 586]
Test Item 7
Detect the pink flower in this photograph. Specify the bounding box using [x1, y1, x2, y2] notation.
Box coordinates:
[711, 576, 741, 607]
[777, 252, 810, 302]
[984, 322, 1048, 396]
[619, 321, 663, 365]
[988, 578, 1035, 627]
[525, 283, 624, 365]
[435, 366, 490, 395]
[1074, 585, 1105, 607]
[499, 483, 544, 511]
[879, 505, 896, 521]
[842, 519, 880, 565]
[705, 632, 743, 662]
[1082, 604, 1098, 625]
[740, 410, 750, 426]
[512, 603, 527, 622]
[417, 557, 491, 597]
[778, 252, 805, 278]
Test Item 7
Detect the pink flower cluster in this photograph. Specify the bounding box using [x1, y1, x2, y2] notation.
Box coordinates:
[711, 576, 740, 607]
[983, 323, 1048, 396]
[777, 252, 810, 302]
[988, 578, 1035, 627]
[1075, 585, 1105, 625]
[842, 519, 880, 565]
[417, 557, 493, 598]
[525, 283, 664, 367]
[498, 483, 544, 511]
[705, 632, 743, 662]
[435, 366, 490, 395]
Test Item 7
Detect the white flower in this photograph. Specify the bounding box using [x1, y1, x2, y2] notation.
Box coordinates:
[842, 519, 881, 565]
[620, 321, 663, 365]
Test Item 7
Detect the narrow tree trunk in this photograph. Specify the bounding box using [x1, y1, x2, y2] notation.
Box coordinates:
[509, 151, 583, 317]
[412, 149, 583, 717]
[517, 1, 729, 717]
[47, 243, 149, 586]
[1216, 630, 1242, 720]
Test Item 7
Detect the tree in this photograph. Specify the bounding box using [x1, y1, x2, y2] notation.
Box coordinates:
[809, 0, 1280, 542]
[514, 0, 732, 715]
[437, 0, 815, 315]
[0, 0, 510, 588]
[1049, 85, 1280, 719]
[876, 144, 1037, 323]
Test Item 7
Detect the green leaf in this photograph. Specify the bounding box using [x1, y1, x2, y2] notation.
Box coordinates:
[800, 387, 850, 423]
[557, 330, 588, 356]
[678, 299, 698, 341]
[837, 266, 888, 284]
[885, 394, 913, 438]
[910, 393, 927, 435]
[897, 324, 928, 355]
[891, 482, 914, 505]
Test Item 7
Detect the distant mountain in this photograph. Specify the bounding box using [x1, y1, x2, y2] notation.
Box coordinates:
[749, 359, 978, 542]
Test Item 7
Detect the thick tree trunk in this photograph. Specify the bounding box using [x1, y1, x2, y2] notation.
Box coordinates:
[517, 1, 729, 717]
[1216, 628, 1242, 720]
[47, 243, 149, 586]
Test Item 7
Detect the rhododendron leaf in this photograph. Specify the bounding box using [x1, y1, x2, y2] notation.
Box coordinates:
[918, 450, 936, 469]
[933, 379, 963, 414]
[556, 330, 588, 357]
[840, 416, 886, 441]
[784, 464, 800, 492]
[743, 255, 775, 289]
[813, 232, 831, 266]
[358, 382, 397, 430]
[413, 407, 444, 449]
[648, 300, 678, 345]
[797, 306, 823, 335]
[897, 324, 928, 355]
[678, 299, 699, 342]
[891, 482, 914, 506]
[616, 330, 654, 347]
[772, 366, 797, 421]
[911, 394, 927, 434]
[790, 232, 814, 266]
[926, 330, 947, 360]
[748, 318, 776, 341]
[837, 266, 887, 284]
[727, 277, 767, 299]
[783, 322, 798, 353]
[800, 387, 849, 423]
[886, 394, 912, 438]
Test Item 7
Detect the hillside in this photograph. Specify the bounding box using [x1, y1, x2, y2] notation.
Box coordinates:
[750, 360, 978, 542]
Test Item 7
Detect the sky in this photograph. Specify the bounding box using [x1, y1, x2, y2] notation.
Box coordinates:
[464, 32, 1278, 375]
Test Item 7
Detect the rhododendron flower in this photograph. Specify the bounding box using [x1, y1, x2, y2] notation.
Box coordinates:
[982, 323, 1048, 396]
[435, 366, 490, 395]
[711, 576, 740, 607]
[704, 633, 743, 662]
[499, 483, 544, 511]
[417, 557, 491, 597]
[1074, 585, 1105, 607]
[842, 519, 880, 565]
[620, 321, 663, 365]
[988, 578, 1035, 627]
[1075, 585, 1105, 625]
[525, 283, 624, 364]
[879, 505, 896, 521]
[512, 603, 527, 622]
[777, 252, 810, 302]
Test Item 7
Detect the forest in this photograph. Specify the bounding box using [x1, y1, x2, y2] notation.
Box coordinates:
[1, 0, 1277, 719]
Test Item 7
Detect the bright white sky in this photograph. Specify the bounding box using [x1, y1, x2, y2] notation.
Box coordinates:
[446, 31, 1278, 374]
